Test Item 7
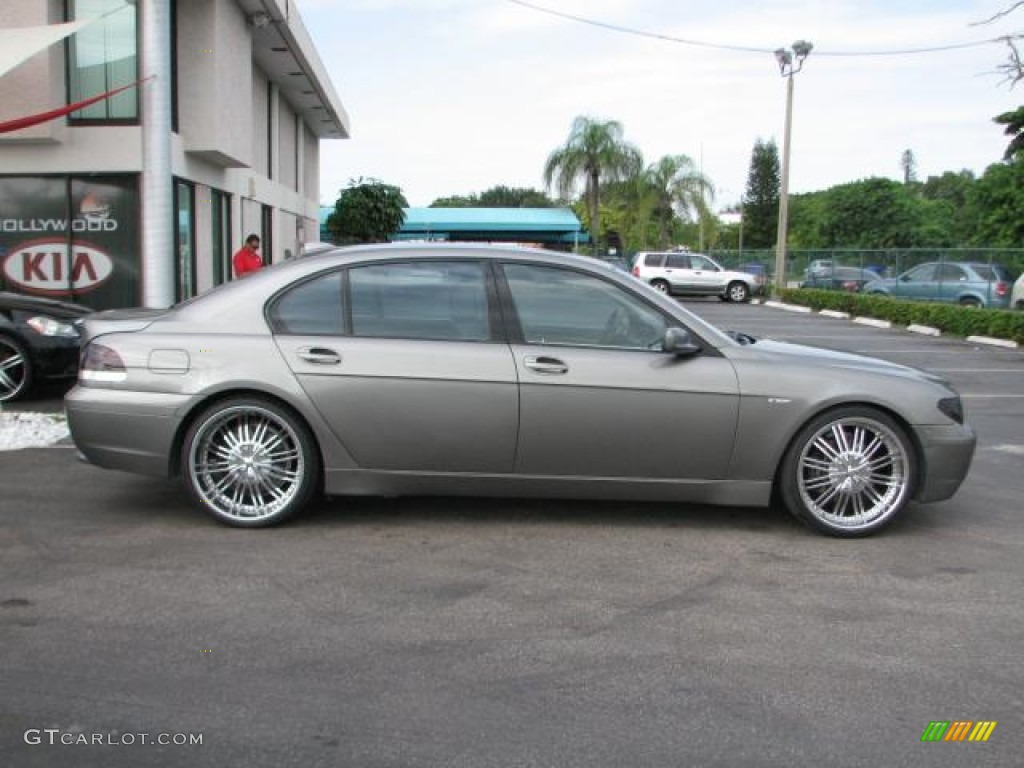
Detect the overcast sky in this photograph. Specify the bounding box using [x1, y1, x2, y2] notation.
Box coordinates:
[300, 0, 1023, 209]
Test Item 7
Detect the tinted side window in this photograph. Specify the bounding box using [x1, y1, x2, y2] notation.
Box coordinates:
[350, 261, 490, 341]
[503, 264, 668, 350]
[937, 264, 967, 281]
[643, 253, 666, 267]
[666, 254, 690, 269]
[270, 271, 344, 335]
[690, 255, 717, 271]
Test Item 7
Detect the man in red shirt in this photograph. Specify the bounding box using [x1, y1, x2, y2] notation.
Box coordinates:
[232, 234, 263, 278]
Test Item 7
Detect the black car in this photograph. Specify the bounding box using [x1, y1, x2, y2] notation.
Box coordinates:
[801, 266, 878, 293]
[0, 292, 92, 402]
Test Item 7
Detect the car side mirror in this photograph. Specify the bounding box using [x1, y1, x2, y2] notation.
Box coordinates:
[664, 327, 701, 357]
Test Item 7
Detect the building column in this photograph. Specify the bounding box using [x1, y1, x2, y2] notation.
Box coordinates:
[140, 0, 174, 307]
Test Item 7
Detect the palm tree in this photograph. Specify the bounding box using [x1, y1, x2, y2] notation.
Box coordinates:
[543, 116, 642, 253]
[645, 155, 714, 250]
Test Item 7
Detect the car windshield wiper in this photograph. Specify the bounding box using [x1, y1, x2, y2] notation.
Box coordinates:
[727, 330, 758, 345]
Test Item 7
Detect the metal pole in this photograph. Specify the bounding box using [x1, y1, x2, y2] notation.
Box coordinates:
[774, 72, 794, 295]
[140, 0, 174, 307]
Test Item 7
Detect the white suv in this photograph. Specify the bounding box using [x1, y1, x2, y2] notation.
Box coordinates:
[631, 251, 757, 302]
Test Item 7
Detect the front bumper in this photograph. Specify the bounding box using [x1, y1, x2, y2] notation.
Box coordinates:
[914, 423, 977, 503]
[65, 386, 191, 477]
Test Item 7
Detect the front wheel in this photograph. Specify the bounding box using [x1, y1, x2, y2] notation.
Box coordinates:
[959, 297, 982, 308]
[726, 281, 751, 303]
[0, 335, 31, 402]
[779, 407, 915, 537]
[181, 397, 320, 527]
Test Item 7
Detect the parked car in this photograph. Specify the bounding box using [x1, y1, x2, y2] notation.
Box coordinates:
[1012, 272, 1024, 309]
[862, 261, 1013, 308]
[631, 251, 758, 302]
[66, 243, 975, 537]
[805, 259, 840, 278]
[0, 291, 91, 402]
[801, 266, 878, 293]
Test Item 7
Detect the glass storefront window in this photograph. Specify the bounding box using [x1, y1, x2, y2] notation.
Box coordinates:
[67, 0, 139, 120]
[176, 181, 196, 301]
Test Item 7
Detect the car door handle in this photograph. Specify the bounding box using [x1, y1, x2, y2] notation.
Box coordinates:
[524, 356, 568, 374]
[297, 347, 341, 365]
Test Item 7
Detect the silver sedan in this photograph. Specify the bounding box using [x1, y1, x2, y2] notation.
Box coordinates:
[66, 244, 976, 536]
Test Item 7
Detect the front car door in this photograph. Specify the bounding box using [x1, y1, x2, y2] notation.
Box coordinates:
[687, 254, 727, 295]
[893, 263, 938, 301]
[498, 262, 740, 481]
[271, 259, 518, 473]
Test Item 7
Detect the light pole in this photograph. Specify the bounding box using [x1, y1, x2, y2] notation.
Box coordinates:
[773, 40, 812, 295]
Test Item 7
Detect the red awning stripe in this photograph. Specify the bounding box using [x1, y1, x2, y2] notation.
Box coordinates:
[0, 76, 153, 134]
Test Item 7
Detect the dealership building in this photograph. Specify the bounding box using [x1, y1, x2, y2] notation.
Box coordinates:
[0, 0, 348, 309]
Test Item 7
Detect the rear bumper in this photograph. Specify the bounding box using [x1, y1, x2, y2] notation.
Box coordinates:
[65, 386, 190, 477]
[915, 423, 977, 503]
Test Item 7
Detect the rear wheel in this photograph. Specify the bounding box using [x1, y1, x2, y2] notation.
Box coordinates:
[650, 279, 670, 294]
[726, 281, 751, 303]
[959, 296, 982, 308]
[0, 335, 31, 402]
[779, 406, 915, 537]
[182, 397, 320, 527]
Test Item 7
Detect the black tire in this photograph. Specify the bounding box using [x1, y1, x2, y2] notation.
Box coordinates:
[726, 281, 751, 303]
[0, 335, 32, 403]
[181, 396, 320, 527]
[779, 406, 915, 537]
[650, 279, 670, 294]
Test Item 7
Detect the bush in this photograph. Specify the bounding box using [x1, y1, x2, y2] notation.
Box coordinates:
[780, 289, 1024, 343]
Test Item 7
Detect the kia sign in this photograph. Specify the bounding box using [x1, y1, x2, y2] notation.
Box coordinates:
[2, 238, 113, 296]
[0, 176, 139, 308]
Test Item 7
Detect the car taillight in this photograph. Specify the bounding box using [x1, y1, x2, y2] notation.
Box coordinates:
[631, 266, 640, 277]
[80, 342, 127, 383]
[842, 281, 857, 292]
[995, 281, 1008, 297]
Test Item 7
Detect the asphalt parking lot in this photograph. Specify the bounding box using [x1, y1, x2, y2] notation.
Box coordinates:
[2, 300, 1022, 767]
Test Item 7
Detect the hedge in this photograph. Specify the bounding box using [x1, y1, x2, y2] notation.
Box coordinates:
[779, 289, 1024, 344]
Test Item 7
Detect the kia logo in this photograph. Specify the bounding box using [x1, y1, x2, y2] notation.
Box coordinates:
[2, 239, 113, 296]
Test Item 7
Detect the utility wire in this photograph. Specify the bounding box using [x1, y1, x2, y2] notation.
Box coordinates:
[505, 0, 1007, 57]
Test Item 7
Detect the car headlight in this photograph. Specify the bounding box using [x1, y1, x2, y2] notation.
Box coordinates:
[938, 396, 964, 425]
[26, 315, 79, 338]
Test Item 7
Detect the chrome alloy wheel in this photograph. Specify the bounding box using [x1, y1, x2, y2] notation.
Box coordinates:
[796, 416, 909, 531]
[188, 405, 306, 523]
[0, 337, 29, 402]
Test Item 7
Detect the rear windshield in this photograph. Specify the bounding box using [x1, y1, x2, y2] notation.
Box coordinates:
[973, 265, 1009, 281]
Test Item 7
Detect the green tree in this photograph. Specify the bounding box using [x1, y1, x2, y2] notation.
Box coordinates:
[430, 186, 555, 208]
[994, 106, 1024, 160]
[968, 160, 1024, 245]
[644, 155, 714, 250]
[818, 178, 924, 248]
[326, 178, 408, 243]
[742, 139, 780, 248]
[900, 149, 917, 184]
[543, 116, 643, 253]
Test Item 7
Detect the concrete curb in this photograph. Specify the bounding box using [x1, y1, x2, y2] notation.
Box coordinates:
[967, 335, 1020, 349]
[782, 304, 813, 314]
[907, 324, 941, 337]
[853, 316, 893, 329]
[819, 309, 850, 319]
[763, 300, 787, 310]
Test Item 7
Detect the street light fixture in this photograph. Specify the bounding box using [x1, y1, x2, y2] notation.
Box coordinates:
[773, 40, 813, 294]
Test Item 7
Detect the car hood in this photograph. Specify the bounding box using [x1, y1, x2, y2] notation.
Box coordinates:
[0, 291, 92, 319]
[730, 338, 949, 385]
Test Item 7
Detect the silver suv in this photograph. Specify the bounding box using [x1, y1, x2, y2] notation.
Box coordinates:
[632, 251, 757, 302]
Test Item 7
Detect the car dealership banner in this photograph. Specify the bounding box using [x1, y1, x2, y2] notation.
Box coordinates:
[0, 176, 139, 309]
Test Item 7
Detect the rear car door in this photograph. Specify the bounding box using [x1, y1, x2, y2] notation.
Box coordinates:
[498, 262, 740, 480]
[271, 260, 518, 472]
